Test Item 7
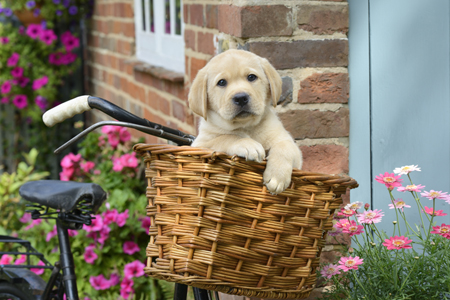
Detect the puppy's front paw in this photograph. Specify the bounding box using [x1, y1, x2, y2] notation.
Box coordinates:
[263, 160, 292, 194]
[228, 138, 265, 163]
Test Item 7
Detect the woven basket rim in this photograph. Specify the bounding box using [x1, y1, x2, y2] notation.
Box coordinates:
[134, 143, 359, 190]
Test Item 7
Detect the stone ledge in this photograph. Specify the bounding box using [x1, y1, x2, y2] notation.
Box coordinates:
[126, 59, 185, 83]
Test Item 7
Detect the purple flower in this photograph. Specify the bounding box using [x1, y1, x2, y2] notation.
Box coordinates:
[56, 10, 62, 16]
[68, 5, 78, 15]
[35, 95, 47, 110]
[12, 95, 28, 110]
[63, 0, 70, 7]
[41, 20, 47, 29]
[33, 8, 40, 16]
[26, 1, 36, 9]
[53, 0, 61, 3]
[3, 8, 13, 17]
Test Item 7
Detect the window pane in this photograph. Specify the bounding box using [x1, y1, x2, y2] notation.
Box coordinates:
[149, 0, 154, 32]
[175, 0, 181, 35]
[141, 0, 146, 31]
[165, 0, 171, 34]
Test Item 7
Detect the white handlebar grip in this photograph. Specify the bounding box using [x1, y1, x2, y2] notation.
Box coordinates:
[42, 95, 92, 127]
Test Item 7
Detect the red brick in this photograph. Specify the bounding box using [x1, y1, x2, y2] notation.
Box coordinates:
[183, 4, 189, 25]
[205, 5, 219, 29]
[172, 101, 186, 122]
[184, 29, 196, 51]
[300, 144, 349, 174]
[247, 39, 348, 69]
[297, 4, 349, 35]
[190, 57, 207, 81]
[298, 73, 349, 104]
[279, 108, 349, 139]
[197, 32, 215, 56]
[218, 5, 293, 38]
[188, 4, 203, 26]
[164, 81, 186, 100]
[134, 70, 164, 90]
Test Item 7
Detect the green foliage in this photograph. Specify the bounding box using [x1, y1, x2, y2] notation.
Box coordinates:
[0, 148, 49, 233]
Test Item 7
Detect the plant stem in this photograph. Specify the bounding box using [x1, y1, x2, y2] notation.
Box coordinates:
[389, 190, 401, 235]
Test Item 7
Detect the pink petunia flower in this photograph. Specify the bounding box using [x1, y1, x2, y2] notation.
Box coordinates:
[61, 31, 80, 52]
[59, 168, 74, 181]
[357, 209, 384, 224]
[7, 53, 20, 67]
[32, 76, 49, 90]
[0, 37, 9, 44]
[375, 172, 403, 189]
[421, 190, 450, 201]
[19, 213, 32, 223]
[39, 29, 57, 45]
[35, 95, 47, 110]
[393, 165, 421, 175]
[124, 260, 145, 278]
[121, 277, 134, 290]
[1, 81, 11, 94]
[397, 184, 425, 193]
[84, 216, 104, 232]
[30, 261, 45, 275]
[98, 226, 111, 245]
[431, 224, 450, 239]
[89, 274, 111, 290]
[338, 256, 364, 272]
[13, 77, 30, 88]
[0, 254, 14, 265]
[388, 199, 411, 211]
[123, 241, 140, 255]
[11, 67, 24, 78]
[108, 273, 120, 286]
[14, 255, 27, 265]
[116, 209, 129, 227]
[342, 220, 364, 237]
[46, 225, 58, 242]
[120, 286, 134, 299]
[423, 206, 447, 217]
[26, 24, 43, 39]
[12, 95, 28, 109]
[80, 161, 95, 173]
[320, 264, 341, 279]
[1, 97, 8, 104]
[382, 236, 413, 250]
[103, 209, 118, 225]
[25, 219, 42, 230]
[84, 245, 98, 264]
[141, 216, 151, 234]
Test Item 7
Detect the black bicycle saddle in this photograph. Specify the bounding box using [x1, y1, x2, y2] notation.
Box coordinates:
[19, 180, 107, 213]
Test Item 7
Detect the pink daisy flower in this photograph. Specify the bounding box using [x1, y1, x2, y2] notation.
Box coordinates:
[422, 206, 447, 217]
[344, 201, 363, 211]
[342, 220, 364, 237]
[397, 184, 425, 193]
[388, 199, 411, 211]
[320, 264, 341, 279]
[337, 208, 356, 217]
[357, 209, 384, 224]
[393, 165, 421, 175]
[382, 236, 413, 250]
[375, 172, 403, 189]
[12, 95, 28, 110]
[431, 224, 450, 239]
[421, 190, 450, 201]
[338, 256, 364, 272]
[334, 219, 350, 229]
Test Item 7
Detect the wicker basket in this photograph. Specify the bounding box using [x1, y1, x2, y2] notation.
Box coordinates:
[133, 144, 358, 299]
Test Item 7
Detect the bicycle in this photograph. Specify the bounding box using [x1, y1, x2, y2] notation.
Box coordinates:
[0, 95, 214, 300]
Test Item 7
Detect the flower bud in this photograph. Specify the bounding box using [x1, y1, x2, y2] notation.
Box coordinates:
[364, 203, 370, 210]
[370, 242, 376, 247]
[348, 247, 354, 253]
[414, 256, 419, 260]
[393, 221, 397, 224]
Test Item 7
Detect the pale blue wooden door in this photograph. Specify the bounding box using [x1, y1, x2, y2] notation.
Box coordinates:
[348, 0, 450, 235]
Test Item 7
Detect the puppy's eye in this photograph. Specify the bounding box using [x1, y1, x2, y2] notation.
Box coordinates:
[247, 74, 257, 82]
[217, 79, 227, 87]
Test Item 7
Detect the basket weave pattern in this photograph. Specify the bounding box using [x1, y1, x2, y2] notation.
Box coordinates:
[133, 144, 358, 299]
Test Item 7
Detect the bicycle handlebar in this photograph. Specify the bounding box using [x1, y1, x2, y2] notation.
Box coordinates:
[42, 95, 196, 147]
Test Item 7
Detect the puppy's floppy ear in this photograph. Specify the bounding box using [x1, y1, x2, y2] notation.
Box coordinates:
[188, 69, 208, 120]
[260, 58, 282, 107]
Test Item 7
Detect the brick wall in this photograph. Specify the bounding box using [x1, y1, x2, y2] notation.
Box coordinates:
[86, 0, 350, 297]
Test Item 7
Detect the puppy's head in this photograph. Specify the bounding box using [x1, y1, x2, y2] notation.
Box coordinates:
[188, 50, 282, 129]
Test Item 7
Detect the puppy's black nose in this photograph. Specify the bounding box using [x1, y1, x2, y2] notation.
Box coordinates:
[232, 93, 249, 107]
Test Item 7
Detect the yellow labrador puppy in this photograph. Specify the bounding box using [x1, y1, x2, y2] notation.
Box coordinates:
[188, 49, 302, 194]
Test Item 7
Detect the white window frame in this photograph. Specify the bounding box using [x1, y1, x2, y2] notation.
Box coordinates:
[134, 0, 185, 74]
